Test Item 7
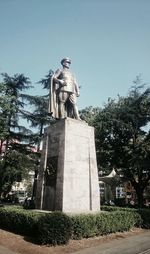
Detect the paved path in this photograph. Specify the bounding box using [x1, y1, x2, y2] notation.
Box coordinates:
[71, 230, 150, 254]
[0, 245, 19, 254]
[0, 230, 150, 254]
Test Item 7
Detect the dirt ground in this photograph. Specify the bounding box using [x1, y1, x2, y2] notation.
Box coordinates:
[0, 228, 145, 254]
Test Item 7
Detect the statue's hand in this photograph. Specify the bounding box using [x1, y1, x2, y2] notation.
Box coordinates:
[59, 80, 66, 86]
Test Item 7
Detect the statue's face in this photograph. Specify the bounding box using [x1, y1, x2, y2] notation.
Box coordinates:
[62, 60, 71, 69]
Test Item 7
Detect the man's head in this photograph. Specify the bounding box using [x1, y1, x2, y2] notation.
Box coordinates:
[61, 57, 71, 68]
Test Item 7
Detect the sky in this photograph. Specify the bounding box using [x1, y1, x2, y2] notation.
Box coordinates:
[0, 0, 150, 111]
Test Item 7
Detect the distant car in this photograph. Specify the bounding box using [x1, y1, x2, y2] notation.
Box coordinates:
[18, 197, 26, 204]
[104, 200, 115, 206]
[109, 200, 115, 206]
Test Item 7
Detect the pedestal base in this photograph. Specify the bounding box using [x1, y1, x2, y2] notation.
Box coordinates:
[36, 118, 100, 213]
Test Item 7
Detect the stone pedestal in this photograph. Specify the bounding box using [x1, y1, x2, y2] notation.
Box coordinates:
[35, 118, 100, 213]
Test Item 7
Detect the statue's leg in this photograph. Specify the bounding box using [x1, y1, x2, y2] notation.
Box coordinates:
[59, 92, 68, 118]
[69, 94, 80, 120]
[72, 104, 80, 120]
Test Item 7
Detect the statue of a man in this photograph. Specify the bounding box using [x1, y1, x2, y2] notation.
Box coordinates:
[49, 58, 80, 120]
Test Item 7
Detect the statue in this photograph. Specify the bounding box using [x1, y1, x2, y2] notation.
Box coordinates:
[49, 58, 80, 120]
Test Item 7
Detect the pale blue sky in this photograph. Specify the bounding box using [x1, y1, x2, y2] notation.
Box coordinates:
[0, 0, 150, 110]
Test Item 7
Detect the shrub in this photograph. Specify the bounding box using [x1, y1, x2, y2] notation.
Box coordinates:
[101, 205, 136, 212]
[137, 209, 150, 229]
[37, 212, 72, 245]
[0, 207, 72, 245]
[70, 210, 141, 239]
[0, 205, 148, 245]
[0, 206, 40, 236]
[70, 214, 98, 239]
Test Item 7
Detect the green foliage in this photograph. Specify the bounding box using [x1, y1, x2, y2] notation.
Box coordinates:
[0, 70, 56, 199]
[0, 83, 12, 143]
[101, 205, 150, 229]
[0, 206, 40, 236]
[28, 70, 55, 200]
[0, 150, 34, 196]
[0, 207, 72, 245]
[38, 69, 54, 90]
[0, 206, 149, 245]
[70, 214, 98, 239]
[70, 211, 141, 239]
[88, 79, 150, 208]
[101, 206, 150, 228]
[101, 205, 138, 213]
[0, 73, 39, 197]
[79, 106, 101, 125]
[37, 212, 72, 245]
[96, 211, 140, 233]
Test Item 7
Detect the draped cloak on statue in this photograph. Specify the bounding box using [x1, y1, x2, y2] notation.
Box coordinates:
[48, 75, 68, 119]
[48, 75, 59, 119]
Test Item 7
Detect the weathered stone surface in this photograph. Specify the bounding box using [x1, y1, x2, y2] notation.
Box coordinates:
[35, 118, 100, 213]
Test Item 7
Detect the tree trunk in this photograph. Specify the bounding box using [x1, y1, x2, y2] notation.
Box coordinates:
[130, 179, 145, 208]
[136, 187, 144, 208]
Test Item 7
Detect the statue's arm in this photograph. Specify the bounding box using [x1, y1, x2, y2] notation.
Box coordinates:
[53, 69, 66, 86]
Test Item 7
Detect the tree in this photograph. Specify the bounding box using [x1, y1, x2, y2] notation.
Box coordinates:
[24, 70, 54, 200]
[79, 106, 101, 125]
[92, 78, 150, 208]
[0, 73, 37, 197]
[25, 95, 51, 199]
[0, 82, 12, 155]
[0, 150, 33, 197]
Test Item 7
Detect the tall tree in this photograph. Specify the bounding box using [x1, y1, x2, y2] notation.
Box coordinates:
[0, 82, 10, 155]
[0, 73, 36, 197]
[93, 78, 150, 207]
[24, 70, 54, 200]
[25, 95, 51, 199]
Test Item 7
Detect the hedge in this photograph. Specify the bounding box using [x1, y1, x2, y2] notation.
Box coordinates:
[137, 209, 150, 229]
[0, 207, 72, 245]
[70, 210, 141, 239]
[0, 206, 40, 236]
[0, 206, 149, 245]
[101, 205, 150, 229]
[37, 212, 72, 245]
[101, 205, 137, 212]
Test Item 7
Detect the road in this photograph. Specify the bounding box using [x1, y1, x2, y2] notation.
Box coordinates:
[0, 230, 150, 254]
[0, 245, 19, 254]
[71, 230, 150, 254]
